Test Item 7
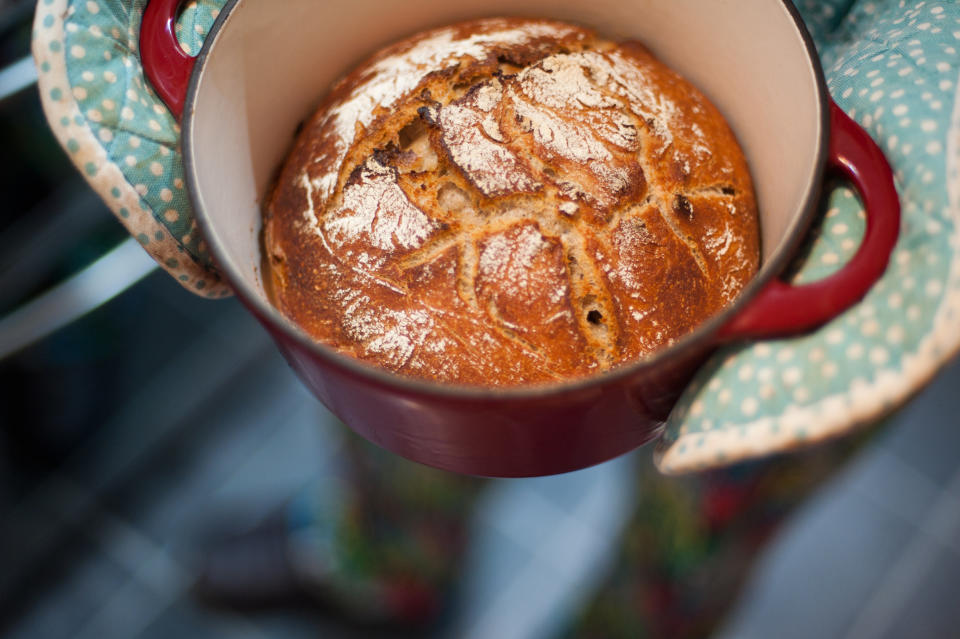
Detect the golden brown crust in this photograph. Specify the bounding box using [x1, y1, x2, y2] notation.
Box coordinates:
[264, 17, 759, 386]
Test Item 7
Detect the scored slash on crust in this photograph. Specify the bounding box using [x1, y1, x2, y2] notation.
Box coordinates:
[268, 19, 758, 385]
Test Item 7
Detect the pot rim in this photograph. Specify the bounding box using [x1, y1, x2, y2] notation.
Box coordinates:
[182, 0, 831, 402]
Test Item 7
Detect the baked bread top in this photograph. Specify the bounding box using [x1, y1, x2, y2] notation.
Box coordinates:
[264, 17, 759, 386]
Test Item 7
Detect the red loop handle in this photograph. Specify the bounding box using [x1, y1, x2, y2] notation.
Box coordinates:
[719, 101, 901, 340]
[140, 0, 195, 120]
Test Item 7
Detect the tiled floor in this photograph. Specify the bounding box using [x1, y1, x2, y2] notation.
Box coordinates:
[718, 354, 960, 639]
[447, 456, 635, 639]
[0, 272, 638, 639]
[2, 272, 959, 639]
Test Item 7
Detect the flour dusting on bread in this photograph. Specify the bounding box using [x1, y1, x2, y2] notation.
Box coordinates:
[310, 20, 585, 204]
[264, 18, 759, 386]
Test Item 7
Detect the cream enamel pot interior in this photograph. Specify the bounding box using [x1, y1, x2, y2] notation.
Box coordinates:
[139, 0, 900, 477]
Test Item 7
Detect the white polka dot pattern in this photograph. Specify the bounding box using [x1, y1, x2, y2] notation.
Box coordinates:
[658, 0, 960, 474]
[31, 0, 229, 296]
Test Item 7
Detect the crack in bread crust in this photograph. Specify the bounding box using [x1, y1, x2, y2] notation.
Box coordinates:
[264, 18, 759, 386]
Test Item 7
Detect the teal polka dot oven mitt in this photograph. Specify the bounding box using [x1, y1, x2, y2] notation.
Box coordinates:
[32, 0, 228, 296]
[659, 1, 960, 472]
[31, 0, 960, 472]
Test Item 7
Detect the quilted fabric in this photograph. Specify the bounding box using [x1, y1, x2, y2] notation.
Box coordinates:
[32, 0, 227, 295]
[657, 0, 960, 472]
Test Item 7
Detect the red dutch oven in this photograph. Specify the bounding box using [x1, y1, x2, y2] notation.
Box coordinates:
[139, 0, 900, 476]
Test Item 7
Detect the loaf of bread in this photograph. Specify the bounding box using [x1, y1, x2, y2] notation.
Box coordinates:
[264, 17, 759, 386]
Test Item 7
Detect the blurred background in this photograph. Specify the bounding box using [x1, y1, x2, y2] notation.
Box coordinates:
[2, 0, 960, 637]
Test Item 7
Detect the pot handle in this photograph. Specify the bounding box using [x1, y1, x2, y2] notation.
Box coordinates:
[139, 0, 195, 120]
[719, 101, 900, 341]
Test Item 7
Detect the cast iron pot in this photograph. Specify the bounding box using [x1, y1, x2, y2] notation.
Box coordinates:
[139, 0, 900, 477]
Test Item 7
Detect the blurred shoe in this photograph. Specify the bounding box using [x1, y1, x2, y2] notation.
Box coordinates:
[192, 435, 481, 632]
[191, 509, 443, 631]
